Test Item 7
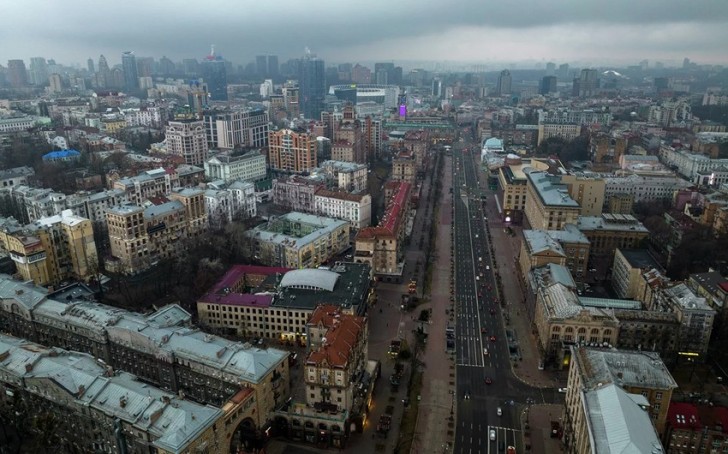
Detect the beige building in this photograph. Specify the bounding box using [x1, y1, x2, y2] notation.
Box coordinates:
[611, 248, 663, 299]
[245, 212, 350, 269]
[497, 158, 553, 223]
[564, 346, 676, 450]
[0, 210, 98, 286]
[524, 170, 581, 230]
[519, 225, 591, 281]
[268, 129, 317, 173]
[305, 305, 367, 412]
[560, 173, 605, 216]
[165, 119, 209, 166]
[314, 189, 372, 229]
[576, 214, 649, 259]
[318, 160, 368, 193]
[607, 193, 634, 214]
[105, 189, 207, 274]
[391, 150, 417, 183]
[652, 283, 715, 358]
[537, 122, 581, 145]
[534, 280, 619, 364]
[112, 167, 179, 206]
[355, 181, 411, 281]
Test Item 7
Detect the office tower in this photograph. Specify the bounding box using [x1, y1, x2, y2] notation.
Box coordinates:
[298, 51, 326, 119]
[109, 68, 124, 89]
[86, 58, 95, 74]
[165, 119, 209, 166]
[29, 57, 48, 85]
[351, 64, 371, 84]
[267, 129, 317, 173]
[98, 55, 109, 74]
[183, 58, 199, 75]
[95, 55, 110, 88]
[121, 51, 139, 90]
[256, 55, 268, 77]
[546, 62, 556, 76]
[496, 69, 512, 96]
[48, 73, 62, 93]
[375, 69, 388, 85]
[136, 57, 154, 77]
[576, 68, 599, 97]
[432, 78, 442, 98]
[268, 55, 279, 78]
[374, 62, 401, 85]
[201, 46, 228, 101]
[540, 76, 557, 95]
[558, 63, 570, 80]
[7, 59, 28, 88]
[158, 56, 175, 75]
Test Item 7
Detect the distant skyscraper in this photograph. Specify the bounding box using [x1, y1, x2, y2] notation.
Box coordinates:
[158, 56, 175, 75]
[6, 60, 28, 88]
[432, 78, 442, 98]
[496, 69, 512, 96]
[540, 76, 557, 95]
[558, 63, 570, 80]
[183, 59, 199, 75]
[546, 62, 556, 76]
[87, 58, 95, 74]
[98, 55, 109, 73]
[298, 52, 326, 119]
[576, 68, 599, 97]
[374, 62, 401, 85]
[268, 55, 279, 78]
[96, 55, 110, 88]
[48, 73, 63, 93]
[201, 46, 228, 101]
[165, 119, 209, 166]
[121, 51, 139, 90]
[351, 64, 371, 84]
[29, 57, 48, 86]
[256, 56, 267, 77]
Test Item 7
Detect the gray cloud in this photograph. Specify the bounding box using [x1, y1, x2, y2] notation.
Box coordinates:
[2, 0, 727, 66]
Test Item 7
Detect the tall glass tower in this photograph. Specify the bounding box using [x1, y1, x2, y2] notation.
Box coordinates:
[298, 52, 326, 119]
[201, 46, 228, 101]
[121, 51, 139, 90]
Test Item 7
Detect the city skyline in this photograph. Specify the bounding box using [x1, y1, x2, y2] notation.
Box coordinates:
[1, 0, 727, 68]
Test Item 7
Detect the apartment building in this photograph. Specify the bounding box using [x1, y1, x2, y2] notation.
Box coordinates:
[563, 346, 673, 453]
[537, 122, 581, 145]
[688, 271, 728, 318]
[560, 173, 605, 216]
[664, 402, 728, 454]
[203, 108, 270, 149]
[519, 226, 590, 281]
[105, 189, 207, 274]
[314, 189, 372, 229]
[0, 334, 229, 454]
[524, 171, 581, 230]
[613, 309, 679, 361]
[391, 150, 416, 183]
[0, 210, 98, 286]
[165, 119, 209, 166]
[245, 212, 350, 269]
[497, 158, 553, 224]
[576, 214, 649, 259]
[607, 193, 634, 215]
[652, 283, 715, 358]
[604, 174, 691, 204]
[204, 180, 257, 227]
[318, 160, 368, 193]
[0, 277, 288, 436]
[272, 175, 323, 213]
[197, 263, 373, 340]
[2, 185, 67, 224]
[354, 181, 411, 280]
[268, 129, 317, 173]
[611, 249, 663, 299]
[204, 150, 267, 183]
[112, 167, 179, 205]
[0, 166, 34, 188]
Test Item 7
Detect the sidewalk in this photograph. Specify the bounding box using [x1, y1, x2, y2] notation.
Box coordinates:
[522, 404, 564, 454]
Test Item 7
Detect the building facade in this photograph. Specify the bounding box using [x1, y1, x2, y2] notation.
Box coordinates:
[204, 108, 270, 149]
[204, 150, 267, 183]
[314, 189, 372, 229]
[524, 171, 581, 230]
[165, 119, 209, 166]
[268, 129, 318, 173]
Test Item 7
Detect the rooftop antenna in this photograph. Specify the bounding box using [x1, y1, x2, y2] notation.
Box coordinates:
[210, 44, 215, 58]
[304, 47, 312, 57]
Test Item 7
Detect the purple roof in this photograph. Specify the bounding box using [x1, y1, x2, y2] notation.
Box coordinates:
[199, 292, 274, 307]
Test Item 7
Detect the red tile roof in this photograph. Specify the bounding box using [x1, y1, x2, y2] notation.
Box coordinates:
[306, 305, 365, 369]
[355, 181, 410, 240]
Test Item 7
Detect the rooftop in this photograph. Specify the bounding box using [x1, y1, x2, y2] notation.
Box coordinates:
[663, 283, 714, 312]
[280, 269, 339, 292]
[306, 305, 366, 369]
[585, 384, 664, 454]
[198, 265, 290, 307]
[523, 230, 566, 257]
[690, 271, 728, 297]
[547, 224, 590, 245]
[577, 214, 649, 233]
[248, 212, 348, 248]
[526, 171, 580, 208]
[574, 346, 678, 391]
[618, 249, 662, 270]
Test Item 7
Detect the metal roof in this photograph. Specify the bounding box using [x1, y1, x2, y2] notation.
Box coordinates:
[280, 268, 339, 292]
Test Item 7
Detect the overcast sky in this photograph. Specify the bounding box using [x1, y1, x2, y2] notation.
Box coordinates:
[2, 0, 727, 69]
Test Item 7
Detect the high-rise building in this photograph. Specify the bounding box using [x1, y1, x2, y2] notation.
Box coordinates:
[136, 56, 154, 77]
[558, 63, 570, 79]
[48, 73, 63, 93]
[165, 119, 209, 166]
[298, 52, 326, 119]
[267, 55, 279, 78]
[374, 62, 402, 85]
[267, 129, 317, 173]
[575, 68, 599, 97]
[203, 108, 270, 149]
[432, 78, 442, 98]
[540, 76, 557, 95]
[6, 59, 28, 88]
[496, 69, 512, 96]
[256, 55, 268, 77]
[183, 58, 199, 75]
[86, 58, 94, 73]
[121, 51, 139, 90]
[28, 57, 48, 86]
[201, 47, 228, 101]
[546, 62, 556, 76]
[351, 64, 371, 84]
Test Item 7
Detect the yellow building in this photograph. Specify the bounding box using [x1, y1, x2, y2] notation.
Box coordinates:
[0, 210, 98, 286]
[560, 173, 605, 216]
[575, 214, 649, 259]
[524, 170, 581, 230]
[607, 193, 634, 214]
[563, 346, 677, 452]
[520, 225, 590, 282]
[497, 158, 551, 223]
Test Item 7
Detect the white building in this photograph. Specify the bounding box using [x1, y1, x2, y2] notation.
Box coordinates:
[122, 106, 163, 128]
[604, 174, 692, 203]
[204, 150, 267, 183]
[203, 108, 269, 150]
[204, 180, 257, 228]
[165, 119, 209, 166]
[314, 189, 371, 229]
[659, 144, 728, 179]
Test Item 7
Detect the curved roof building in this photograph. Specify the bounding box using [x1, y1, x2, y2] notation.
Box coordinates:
[280, 269, 339, 292]
[328, 84, 399, 108]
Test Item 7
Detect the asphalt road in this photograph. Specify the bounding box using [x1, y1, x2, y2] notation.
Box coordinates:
[451, 144, 547, 454]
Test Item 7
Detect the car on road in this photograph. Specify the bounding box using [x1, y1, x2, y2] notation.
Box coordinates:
[490, 335, 497, 342]
[481, 327, 487, 334]
[507, 447, 516, 454]
[497, 407, 502, 416]
[486, 265, 490, 270]
[558, 387, 568, 393]
[489, 429, 496, 441]
[483, 348, 488, 356]
[485, 376, 492, 385]
[464, 391, 471, 400]
[490, 308, 496, 315]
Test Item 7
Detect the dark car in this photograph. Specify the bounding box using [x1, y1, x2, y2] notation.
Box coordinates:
[485, 376, 493, 385]
[490, 335, 496, 342]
